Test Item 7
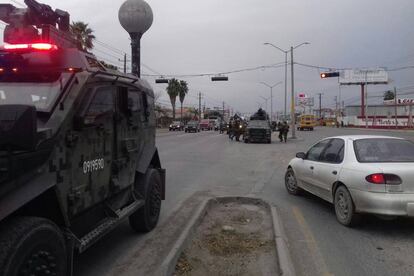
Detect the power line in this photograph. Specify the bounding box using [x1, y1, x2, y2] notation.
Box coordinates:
[295, 62, 414, 72]
[93, 47, 123, 61]
[142, 62, 286, 78]
[94, 39, 125, 55]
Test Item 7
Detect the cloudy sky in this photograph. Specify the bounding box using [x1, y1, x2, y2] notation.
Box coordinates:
[2, 0, 414, 114]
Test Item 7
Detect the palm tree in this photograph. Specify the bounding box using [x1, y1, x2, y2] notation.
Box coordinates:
[179, 80, 189, 122]
[166, 78, 180, 119]
[70, 21, 95, 52]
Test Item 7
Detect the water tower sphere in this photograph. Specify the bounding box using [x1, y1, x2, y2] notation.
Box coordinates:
[118, 0, 153, 35]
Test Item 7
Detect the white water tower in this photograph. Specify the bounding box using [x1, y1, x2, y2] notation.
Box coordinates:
[118, 0, 153, 77]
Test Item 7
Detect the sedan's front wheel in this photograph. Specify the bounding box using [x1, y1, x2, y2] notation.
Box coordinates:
[334, 186, 361, 227]
[285, 168, 302, 195]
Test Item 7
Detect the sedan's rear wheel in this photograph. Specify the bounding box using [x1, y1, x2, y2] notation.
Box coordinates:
[285, 168, 302, 195]
[334, 186, 361, 227]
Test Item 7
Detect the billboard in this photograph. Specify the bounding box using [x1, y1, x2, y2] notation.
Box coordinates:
[297, 94, 314, 106]
[384, 98, 414, 105]
[340, 69, 388, 85]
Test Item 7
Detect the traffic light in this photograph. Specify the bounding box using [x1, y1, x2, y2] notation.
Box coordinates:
[320, 72, 340, 78]
[155, 78, 169, 84]
[211, 76, 229, 81]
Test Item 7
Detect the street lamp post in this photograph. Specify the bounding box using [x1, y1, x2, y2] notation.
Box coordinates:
[264, 42, 310, 139]
[290, 42, 310, 139]
[264, 43, 289, 117]
[260, 96, 270, 113]
[260, 81, 282, 122]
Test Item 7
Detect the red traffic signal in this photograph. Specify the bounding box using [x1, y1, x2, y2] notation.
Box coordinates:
[320, 72, 340, 78]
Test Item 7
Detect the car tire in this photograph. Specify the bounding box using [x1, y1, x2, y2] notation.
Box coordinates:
[129, 169, 162, 233]
[0, 217, 67, 276]
[285, 168, 302, 195]
[334, 186, 361, 227]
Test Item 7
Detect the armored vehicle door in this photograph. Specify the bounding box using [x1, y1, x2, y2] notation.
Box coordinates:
[111, 87, 145, 191]
[68, 85, 115, 216]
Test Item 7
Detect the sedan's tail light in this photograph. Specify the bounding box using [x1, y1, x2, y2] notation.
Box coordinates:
[366, 173, 402, 185]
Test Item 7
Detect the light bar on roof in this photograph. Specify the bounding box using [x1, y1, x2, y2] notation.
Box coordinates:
[3, 43, 58, 51]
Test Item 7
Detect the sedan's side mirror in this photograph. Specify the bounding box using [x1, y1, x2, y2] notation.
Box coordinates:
[296, 152, 306, 159]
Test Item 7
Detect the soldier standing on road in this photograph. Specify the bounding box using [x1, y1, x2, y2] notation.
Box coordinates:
[279, 121, 289, 143]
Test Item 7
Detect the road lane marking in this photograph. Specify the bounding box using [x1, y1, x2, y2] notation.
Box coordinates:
[292, 206, 333, 276]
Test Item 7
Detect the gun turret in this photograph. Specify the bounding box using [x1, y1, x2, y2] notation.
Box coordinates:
[0, 0, 75, 47]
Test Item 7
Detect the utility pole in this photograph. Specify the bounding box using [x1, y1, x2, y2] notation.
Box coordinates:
[317, 93, 323, 119]
[123, 53, 127, 74]
[394, 87, 398, 129]
[290, 46, 296, 139]
[284, 52, 288, 117]
[364, 71, 368, 129]
[334, 96, 338, 112]
[222, 101, 225, 121]
[198, 92, 202, 125]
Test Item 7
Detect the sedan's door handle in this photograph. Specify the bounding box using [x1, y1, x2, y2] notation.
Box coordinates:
[332, 171, 338, 175]
[310, 166, 314, 170]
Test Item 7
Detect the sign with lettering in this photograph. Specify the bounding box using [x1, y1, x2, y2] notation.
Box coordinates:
[340, 69, 388, 85]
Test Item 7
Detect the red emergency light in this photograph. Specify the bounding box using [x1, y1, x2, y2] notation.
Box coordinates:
[3, 43, 58, 51]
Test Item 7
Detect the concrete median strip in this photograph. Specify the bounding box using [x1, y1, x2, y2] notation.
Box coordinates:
[158, 196, 296, 276]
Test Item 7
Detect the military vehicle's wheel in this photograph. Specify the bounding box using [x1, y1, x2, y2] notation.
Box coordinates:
[130, 169, 162, 233]
[0, 217, 67, 276]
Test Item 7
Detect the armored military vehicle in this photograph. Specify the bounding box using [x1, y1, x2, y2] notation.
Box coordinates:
[0, 1, 165, 275]
[244, 109, 272, 143]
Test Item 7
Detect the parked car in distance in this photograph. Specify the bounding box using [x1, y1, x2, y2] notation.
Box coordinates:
[185, 121, 200, 133]
[285, 135, 414, 227]
[200, 119, 212, 131]
[297, 114, 316, 131]
[169, 121, 184, 131]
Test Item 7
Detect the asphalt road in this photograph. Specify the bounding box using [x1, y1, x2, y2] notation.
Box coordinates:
[75, 127, 414, 276]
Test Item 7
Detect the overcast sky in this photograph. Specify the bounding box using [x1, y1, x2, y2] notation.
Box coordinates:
[2, 0, 414, 114]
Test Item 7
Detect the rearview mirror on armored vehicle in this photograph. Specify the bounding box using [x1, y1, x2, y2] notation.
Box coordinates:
[296, 152, 306, 159]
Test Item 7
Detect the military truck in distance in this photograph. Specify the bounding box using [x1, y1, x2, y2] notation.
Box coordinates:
[244, 109, 272, 143]
[0, 1, 165, 275]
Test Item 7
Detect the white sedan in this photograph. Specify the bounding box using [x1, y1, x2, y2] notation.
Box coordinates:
[285, 135, 414, 226]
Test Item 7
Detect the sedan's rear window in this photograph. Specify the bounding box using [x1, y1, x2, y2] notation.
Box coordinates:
[354, 138, 414, 162]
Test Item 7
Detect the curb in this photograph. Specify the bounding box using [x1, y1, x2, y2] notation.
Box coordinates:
[271, 206, 296, 276]
[158, 196, 296, 276]
[158, 198, 211, 276]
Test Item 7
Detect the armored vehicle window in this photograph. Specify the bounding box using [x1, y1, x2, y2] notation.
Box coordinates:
[0, 74, 71, 112]
[128, 90, 142, 113]
[86, 87, 114, 117]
